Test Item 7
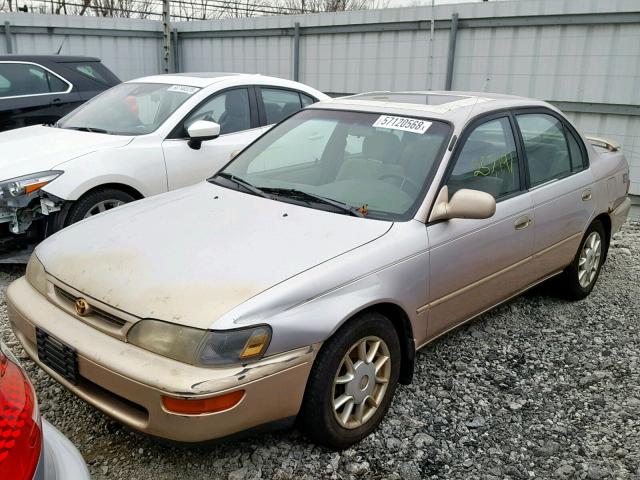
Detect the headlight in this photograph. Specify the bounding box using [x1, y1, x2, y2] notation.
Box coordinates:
[25, 253, 47, 296]
[0, 171, 63, 200]
[127, 320, 271, 367]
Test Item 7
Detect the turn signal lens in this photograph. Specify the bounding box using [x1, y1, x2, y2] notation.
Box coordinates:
[161, 390, 245, 415]
[0, 346, 42, 480]
[240, 330, 270, 359]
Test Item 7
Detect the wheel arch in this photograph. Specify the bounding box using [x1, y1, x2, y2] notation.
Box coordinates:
[592, 212, 612, 260]
[46, 182, 145, 235]
[75, 182, 145, 201]
[340, 302, 416, 385]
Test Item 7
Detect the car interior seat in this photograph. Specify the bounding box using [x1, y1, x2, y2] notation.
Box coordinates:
[400, 135, 445, 184]
[526, 138, 571, 185]
[219, 91, 250, 134]
[337, 131, 402, 181]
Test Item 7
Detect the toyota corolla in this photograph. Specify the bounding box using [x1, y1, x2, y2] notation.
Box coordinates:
[6, 91, 631, 449]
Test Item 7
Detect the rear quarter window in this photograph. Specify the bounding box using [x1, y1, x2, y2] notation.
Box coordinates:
[63, 62, 118, 85]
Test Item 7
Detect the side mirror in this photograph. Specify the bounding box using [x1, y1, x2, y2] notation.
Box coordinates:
[187, 120, 220, 150]
[429, 186, 496, 222]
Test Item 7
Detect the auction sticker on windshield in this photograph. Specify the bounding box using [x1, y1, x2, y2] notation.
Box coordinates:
[167, 85, 199, 95]
[373, 115, 432, 134]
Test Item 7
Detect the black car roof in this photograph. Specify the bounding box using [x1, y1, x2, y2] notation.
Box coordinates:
[0, 55, 101, 63]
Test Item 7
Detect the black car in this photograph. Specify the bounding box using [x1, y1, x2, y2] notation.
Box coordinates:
[0, 55, 120, 131]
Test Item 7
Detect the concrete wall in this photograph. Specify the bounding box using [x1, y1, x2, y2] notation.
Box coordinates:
[0, 13, 163, 80]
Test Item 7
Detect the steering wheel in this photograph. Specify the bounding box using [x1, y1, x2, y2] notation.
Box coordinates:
[378, 174, 421, 197]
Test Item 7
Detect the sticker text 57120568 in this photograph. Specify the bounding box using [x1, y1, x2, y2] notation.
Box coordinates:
[373, 115, 432, 134]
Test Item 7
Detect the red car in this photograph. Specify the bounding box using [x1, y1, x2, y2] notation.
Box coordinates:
[0, 341, 89, 480]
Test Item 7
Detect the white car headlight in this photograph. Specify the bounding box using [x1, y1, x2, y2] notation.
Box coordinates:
[127, 320, 271, 367]
[0, 171, 63, 200]
[25, 253, 47, 296]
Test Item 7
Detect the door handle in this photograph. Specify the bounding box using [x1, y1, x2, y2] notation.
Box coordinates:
[50, 98, 62, 105]
[514, 216, 531, 230]
[581, 189, 592, 201]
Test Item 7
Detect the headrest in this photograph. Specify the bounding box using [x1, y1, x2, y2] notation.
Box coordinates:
[362, 131, 401, 162]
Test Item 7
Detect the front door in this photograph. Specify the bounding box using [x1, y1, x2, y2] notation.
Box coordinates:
[426, 114, 535, 339]
[162, 87, 267, 190]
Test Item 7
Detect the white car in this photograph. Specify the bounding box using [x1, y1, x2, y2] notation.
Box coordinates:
[0, 73, 327, 245]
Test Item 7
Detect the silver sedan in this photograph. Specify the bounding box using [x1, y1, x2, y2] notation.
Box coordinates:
[7, 91, 631, 449]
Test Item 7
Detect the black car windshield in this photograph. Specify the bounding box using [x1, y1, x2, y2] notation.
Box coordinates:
[58, 82, 200, 135]
[213, 109, 451, 221]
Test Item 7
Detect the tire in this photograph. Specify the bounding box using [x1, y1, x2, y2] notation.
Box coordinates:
[557, 220, 607, 300]
[64, 188, 136, 226]
[299, 311, 401, 449]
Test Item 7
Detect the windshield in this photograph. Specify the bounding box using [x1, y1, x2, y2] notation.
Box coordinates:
[58, 82, 200, 135]
[214, 109, 451, 221]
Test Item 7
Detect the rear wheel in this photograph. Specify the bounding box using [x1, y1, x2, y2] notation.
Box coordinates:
[64, 188, 136, 226]
[299, 312, 401, 449]
[557, 220, 607, 300]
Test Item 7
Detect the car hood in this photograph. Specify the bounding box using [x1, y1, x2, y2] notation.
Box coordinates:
[37, 182, 392, 329]
[0, 125, 133, 180]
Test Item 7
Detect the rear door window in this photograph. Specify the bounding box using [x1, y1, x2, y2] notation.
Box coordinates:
[0, 63, 69, 98]
[0, 73, 10, 96]
[261, 88, 304, 125]
[566, 129, 587, 172]
[516, 113, 572, 186]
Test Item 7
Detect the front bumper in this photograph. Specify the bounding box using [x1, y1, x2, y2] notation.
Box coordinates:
[8, 277, 317, 443]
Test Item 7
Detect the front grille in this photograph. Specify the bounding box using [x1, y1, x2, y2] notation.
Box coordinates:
[36, 328, 78, 384]
[54, 286, 127, 328]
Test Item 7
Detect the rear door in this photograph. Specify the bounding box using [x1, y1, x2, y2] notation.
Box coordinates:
[513, 109, 595, 279]
[162, 86, 267, 190]
[0, 61, 80, 131]
[426, 113, 535, 339]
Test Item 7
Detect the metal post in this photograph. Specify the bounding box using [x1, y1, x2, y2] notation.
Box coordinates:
[172, 28, 180, 73]
[162, 0, 171, 73]
[293, 22, 300, 82]
[4, 22, 13, 54]
[445, 13, 459, 91]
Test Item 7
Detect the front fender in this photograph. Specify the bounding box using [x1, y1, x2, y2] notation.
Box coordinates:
[211, 220, 430, 358]
[42, 139, 167, 201]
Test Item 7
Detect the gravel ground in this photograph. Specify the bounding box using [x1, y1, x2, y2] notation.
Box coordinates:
[1, 222, 639, 480]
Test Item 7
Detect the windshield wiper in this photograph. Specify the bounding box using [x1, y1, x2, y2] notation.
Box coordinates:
[64, 126, 110, 134]
[260, 187, 365, 217]
[212, 172, 271, 199]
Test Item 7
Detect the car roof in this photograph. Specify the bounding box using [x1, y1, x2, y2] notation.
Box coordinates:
[0, 55, 101, 63]
[311, 90, 553, 124]
[129, 72, 278, 88]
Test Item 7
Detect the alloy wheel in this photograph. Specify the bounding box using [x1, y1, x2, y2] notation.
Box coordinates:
[578, 231, 602, 288]
[332, 336, 391, 429]
[83, 199, 125, 218]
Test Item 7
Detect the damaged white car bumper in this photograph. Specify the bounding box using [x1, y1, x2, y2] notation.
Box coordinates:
[0, 171, 64, 234]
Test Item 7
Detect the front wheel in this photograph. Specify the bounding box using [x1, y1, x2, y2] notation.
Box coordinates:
[64, 188, 136, 226]
[557, 220, 607, 300]
[299, 312, 401, 449]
